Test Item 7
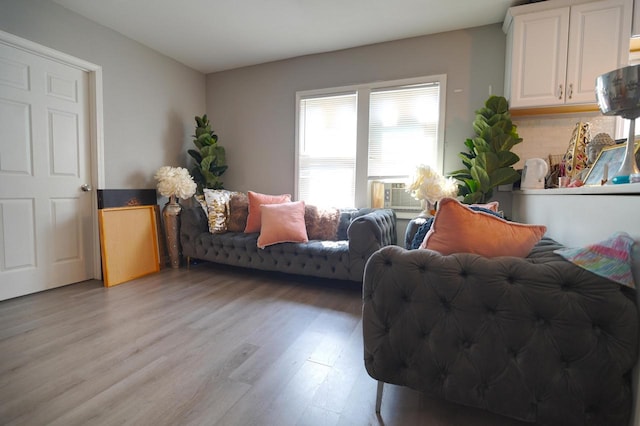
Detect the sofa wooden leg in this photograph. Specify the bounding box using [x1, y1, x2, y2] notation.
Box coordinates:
[375, 381, 384, 413]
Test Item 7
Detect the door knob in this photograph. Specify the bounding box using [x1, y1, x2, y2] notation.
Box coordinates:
[81, 184, 92, 192]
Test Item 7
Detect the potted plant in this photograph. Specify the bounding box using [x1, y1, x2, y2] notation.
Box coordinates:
[188, 114, 228, 193]
[449, 96, 522, 204]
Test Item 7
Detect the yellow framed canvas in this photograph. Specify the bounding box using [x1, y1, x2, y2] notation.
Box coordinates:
[98, 205, 160, 287]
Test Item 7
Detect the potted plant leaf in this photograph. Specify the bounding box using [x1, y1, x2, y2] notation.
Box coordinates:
[449, 95, 522, 204]
[188, 114, 228, 193]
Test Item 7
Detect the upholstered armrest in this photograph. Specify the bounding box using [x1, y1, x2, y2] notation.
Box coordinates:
[362, 243, 638, 425]
[347, 209, 397, 280]
[348, 209, 396, 248]
[180, 205, 208, 257]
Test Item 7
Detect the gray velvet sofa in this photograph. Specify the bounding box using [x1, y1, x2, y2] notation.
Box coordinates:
[363, 238, 639, 425]
[180, 204, 397, 282]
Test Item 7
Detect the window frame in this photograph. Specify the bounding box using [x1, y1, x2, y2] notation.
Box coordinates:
[295, 74, 447, 208]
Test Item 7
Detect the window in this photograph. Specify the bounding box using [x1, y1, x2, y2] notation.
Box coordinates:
[296, 75, 446, 208]
[297, 92, 357, 208]
[368, 83, 442, 179]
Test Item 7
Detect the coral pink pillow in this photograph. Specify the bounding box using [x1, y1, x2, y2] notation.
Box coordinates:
[244, 191, 291, 233]
[420, 198, 546, 258]
[257, 201, 309, 248]
[471, 201, 499, 212]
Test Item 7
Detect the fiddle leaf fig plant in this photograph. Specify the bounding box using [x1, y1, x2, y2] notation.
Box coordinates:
[188, 114, 228, 193]
[449, 95, 522, 204]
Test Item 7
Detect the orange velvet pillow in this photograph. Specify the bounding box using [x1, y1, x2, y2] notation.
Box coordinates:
[257, 201, 309, 248]
[244, 191, 291, 233]
[420, 198, 546, 258]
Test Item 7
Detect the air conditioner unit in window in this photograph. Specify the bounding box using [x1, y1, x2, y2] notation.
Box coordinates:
[371, 181, 422, 211]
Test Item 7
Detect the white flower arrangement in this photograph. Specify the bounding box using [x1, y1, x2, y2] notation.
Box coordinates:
[407, 164, 458, 205]
[154, 166, 197, 200]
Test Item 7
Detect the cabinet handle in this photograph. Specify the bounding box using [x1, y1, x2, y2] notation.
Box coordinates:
[568, 83, 573, 99]
[558, 84, 563, 100]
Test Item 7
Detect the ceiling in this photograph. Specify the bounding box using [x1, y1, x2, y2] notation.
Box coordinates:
[52, 0, 527, 74]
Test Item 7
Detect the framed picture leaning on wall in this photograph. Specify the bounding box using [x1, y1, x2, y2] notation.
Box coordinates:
[583, 142, 640, 186]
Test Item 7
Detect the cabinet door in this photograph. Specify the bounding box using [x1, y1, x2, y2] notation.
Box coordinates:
[509, 8, 570, 108]
[566, 0, 632, 105]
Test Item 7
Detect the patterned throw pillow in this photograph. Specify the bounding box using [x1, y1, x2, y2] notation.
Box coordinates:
[554, 232, 635, 289]
[203, 189, 236, 234]
[410, 218, 434, 250]
[227, 192, 249, 232]
[305, 205, 340, 240]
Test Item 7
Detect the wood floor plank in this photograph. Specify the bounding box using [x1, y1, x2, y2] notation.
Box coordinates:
[0, 262, 532, 426]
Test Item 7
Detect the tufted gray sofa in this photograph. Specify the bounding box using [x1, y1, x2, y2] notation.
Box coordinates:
[180, 204, 396, 282]
[363, 238, 639, 425]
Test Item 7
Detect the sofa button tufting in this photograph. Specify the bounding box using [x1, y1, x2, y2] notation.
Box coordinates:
[440, 298, 451, 311]
[478, 383, 488, 395]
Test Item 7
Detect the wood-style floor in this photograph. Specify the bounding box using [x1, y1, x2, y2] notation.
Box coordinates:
[0, 262, 530, 426]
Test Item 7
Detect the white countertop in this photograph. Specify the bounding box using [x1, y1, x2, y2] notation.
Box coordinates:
[515, 183, 640, 195]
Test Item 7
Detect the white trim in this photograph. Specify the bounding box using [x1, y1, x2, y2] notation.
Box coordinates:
[0, 29, 105, 280]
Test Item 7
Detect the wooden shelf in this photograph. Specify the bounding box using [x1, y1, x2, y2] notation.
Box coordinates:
[509, 104, 600, 117]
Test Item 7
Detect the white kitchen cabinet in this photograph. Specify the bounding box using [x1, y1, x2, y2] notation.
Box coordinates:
[634, 0, 640, 35]
[504, 0, 632, 109]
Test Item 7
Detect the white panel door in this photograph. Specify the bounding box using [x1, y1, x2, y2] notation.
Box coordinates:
[0, 43, 93, 300]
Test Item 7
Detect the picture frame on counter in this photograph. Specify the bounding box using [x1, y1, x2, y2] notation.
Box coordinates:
[583, 142, 640, 186]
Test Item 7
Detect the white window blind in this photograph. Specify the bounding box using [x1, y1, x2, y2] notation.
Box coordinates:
[368, 83, 440, 179]
[298, 92, 357, 207]
[296, 75, 445, 209]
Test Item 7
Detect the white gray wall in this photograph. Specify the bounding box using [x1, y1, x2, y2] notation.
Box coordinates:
[0, 0, 206, 189]
[206, 24, 506, 202]
[0, 0, 506, 198]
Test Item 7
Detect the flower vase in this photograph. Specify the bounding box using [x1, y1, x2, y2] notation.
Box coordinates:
[419, 199, 436, 217]
[162, 195, 182, 268]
